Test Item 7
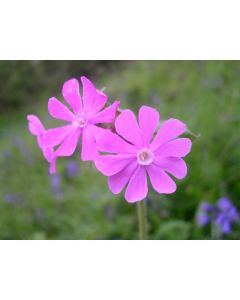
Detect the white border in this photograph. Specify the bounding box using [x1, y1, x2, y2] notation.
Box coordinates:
[0, 241, 239, 300]
[0, 0, 240, 59]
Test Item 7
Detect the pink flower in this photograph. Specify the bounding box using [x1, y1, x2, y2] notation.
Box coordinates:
[27, 76, 120, 173]
[27, 115, 56, 174]
[95, 106, 192, 203]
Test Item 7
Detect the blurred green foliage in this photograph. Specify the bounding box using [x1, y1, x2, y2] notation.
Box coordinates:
[0, 61, 122, 112]
[0, 61, 38, 111]
[0, 60, 240, 239]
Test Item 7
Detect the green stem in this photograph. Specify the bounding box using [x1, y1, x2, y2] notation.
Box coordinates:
[137, 200, 148, 240]
[210, 222, 222, 240]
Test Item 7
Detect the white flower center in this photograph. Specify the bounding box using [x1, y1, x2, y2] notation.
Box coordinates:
[137, 148, 154, 165]
[72, 113, 87, 128]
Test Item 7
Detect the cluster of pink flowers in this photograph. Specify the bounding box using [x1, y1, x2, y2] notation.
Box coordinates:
[27, 76, 192, 203]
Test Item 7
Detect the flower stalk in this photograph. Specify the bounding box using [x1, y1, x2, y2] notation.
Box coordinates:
[137, 200, 148, 240]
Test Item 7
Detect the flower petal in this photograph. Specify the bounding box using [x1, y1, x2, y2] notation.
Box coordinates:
[42, 124, 74, 148]
[154, 138, 192, 158]
[96, 130, 137, 154]
[108, 161, 138, 194]
[95, 154, 135, 176]
[222, 220, 231, 234]
[49, 159, 56, 174]
[81, 76, 97, 111]
[154, 157, 187, 179]
[62, 78, 82, 114]
[37, 135, 45, 148]
[147, 164, 176, 194]
[42, 146, 54, 162]
[87, 124, 110, 142]
[48, 97, 75, 121]
[90, 101, 120, 124]
[90, 89, 108, 115]
[42, 147, 56, 174]
[197, 214, 210, 227]
[151, 118, 187, 151]
[115, 109, 142, 147]
[81, 127, 98, 161]
[125, 166, 148, 203]
[139, 106, 159, 146]
[27, 115, 45, 135]
[55, 128, 81, 157]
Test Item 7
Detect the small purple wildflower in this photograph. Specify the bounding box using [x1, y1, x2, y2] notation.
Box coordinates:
[199, 202, 213, 212]
[197, 197, 239, 235]
[197, 213, 211, 227]
[4, 193, 22, 204]
[196, 202, 214, 227]
[215, 197, 239, 234]
[50, 174, 63, 198]
[65, 160, 79, 178]
[2, 150, 11, 160]
[103, 204, 114, 219]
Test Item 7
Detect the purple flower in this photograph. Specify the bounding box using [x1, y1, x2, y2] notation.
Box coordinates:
[4, 193, 22, 204]
[50, 174, 63, 198]
[95, 106, 192, 203]
[196, 202, 215, 227]
[65, 160, 79, 177]
[197, 197, 239, 235]
[27, 76, 120, 173]
[217, 197, 237, 218]
[2, 150, 11, 160]
[103, 204, 114, 219]
[215, 197, 239, 234]
[199, 202, 214, 213]
[197, 213, 211, 227]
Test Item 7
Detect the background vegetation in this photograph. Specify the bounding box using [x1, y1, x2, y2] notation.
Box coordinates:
[0, 60, 239, 239]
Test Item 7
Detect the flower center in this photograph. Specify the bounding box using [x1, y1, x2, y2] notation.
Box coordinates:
[137, 148, 154, 165]
[72, 113, 87, 128]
